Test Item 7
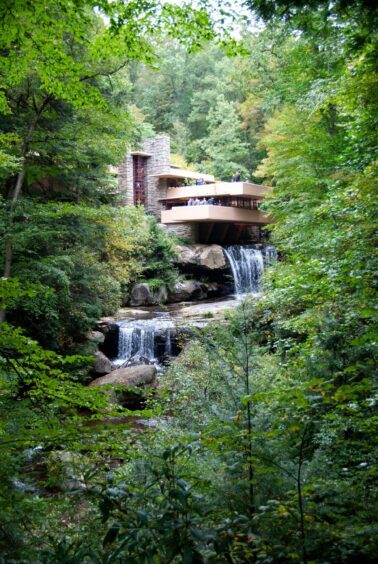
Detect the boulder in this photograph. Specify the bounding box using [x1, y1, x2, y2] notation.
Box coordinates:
[86, 330, 105, 344]
[130, 283, 150, 306]
[92, 351, 112, 375]
[96, 320, 118, 334]
[206, 281, 233, 297]
[89, 365, 157, 389]
[130, 283, 167, 306]
[151, 285, 168, 304]
[96, 322, 119, 359]
[168, 280, 207, 302]
[89, 365, 157, 409]
[175, 244, 226, 270]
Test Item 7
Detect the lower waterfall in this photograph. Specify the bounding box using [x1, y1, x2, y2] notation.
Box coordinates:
[224, 245, 276, 296]
[117, 326, 155, 362]
[114, 315, 174, 367]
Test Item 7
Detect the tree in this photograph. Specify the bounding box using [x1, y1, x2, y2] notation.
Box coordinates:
[131, 41, 255, 176]
[245, 0, 378, 39]
[0, 0, 222, 318]
[199, 94, 249, 180]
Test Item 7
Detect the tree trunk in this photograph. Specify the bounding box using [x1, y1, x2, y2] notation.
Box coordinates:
[3, 168, 26, 275]
[297, 428, 308, 564]
[0, 94, 51, 323]
[0, 169, 26, 322]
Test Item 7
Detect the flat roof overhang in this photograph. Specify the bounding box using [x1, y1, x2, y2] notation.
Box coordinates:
[130, 150, 152, 157]
[150, 168, 215, 183]
[161, 205, 272, 225]
[161, 182, 271, 201]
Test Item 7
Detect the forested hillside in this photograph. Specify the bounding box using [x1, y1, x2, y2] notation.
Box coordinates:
[0, 0, 377, 562]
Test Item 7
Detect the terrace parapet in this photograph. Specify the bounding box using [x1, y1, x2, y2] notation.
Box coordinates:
[161, 182, 271, 202]
[161, 205, 272, 225]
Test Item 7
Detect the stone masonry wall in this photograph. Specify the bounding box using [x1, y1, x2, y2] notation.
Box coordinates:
[118, 135, 171, 217]
[161, 222, 198, 243]
[143, 136, 171, 219]
[118, 153, 134, 206]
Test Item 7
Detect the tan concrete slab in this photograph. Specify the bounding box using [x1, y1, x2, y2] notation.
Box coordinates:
[161, 205, 272, 225]
[162, 182, 271, 201]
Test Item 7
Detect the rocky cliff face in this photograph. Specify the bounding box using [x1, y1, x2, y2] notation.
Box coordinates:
[174, 244, 227, 271]
[126, 244, 232, 307]
[130, 284, 168, 306]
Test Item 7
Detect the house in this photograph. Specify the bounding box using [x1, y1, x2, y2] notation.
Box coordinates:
[118, 135, 272, 244]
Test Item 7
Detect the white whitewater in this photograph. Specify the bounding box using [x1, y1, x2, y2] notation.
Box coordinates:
[224, 245, 276, 296]
[114, 315, 174, 366]
[114, 245, 277, 364]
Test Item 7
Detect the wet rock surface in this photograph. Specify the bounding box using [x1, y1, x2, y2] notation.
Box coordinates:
[90, 364, 157, 409]
[89, 365, 157, 389]
[86, 330, 105, 344]
[168, 280, 207, 302]
[116, 354, 153, 369]
[130, 283, 168, 306]
[175, 244, 226, 270]
[97, 321, 118, 359]
[92, 351, 112, 375]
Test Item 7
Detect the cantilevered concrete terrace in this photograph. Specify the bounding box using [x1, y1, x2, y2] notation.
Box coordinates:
[150, 168, 215, 184]
[119, 135, 273, 243]
[160, 181, 272, 243]
[161, 205, 271, 225]
[162, 181, 271, 202]
[160, 181, 272, 225]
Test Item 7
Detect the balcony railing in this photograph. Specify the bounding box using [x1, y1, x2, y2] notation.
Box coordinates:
[162, 182, 271, 202]
[162, 197, 261, 211]
[161, 205, 272, 225]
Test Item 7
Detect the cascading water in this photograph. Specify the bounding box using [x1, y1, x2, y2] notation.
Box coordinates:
[165, 329, 172, 356]
[111, 245, 277, 365]
[117, 326, 155, 363]
[114, 314, 174, 366]
[224, 245, 275, 296]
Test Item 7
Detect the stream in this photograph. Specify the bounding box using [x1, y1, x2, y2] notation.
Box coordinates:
[110, 245, 277, 367]
[112, 295, 243, 367]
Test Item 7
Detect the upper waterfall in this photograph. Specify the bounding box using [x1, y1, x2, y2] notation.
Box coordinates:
[224, 245, 276, 296]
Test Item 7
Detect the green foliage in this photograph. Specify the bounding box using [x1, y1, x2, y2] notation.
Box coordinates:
[0, 317, 115, 560]
[138, 216, 178, 290]
[132, 42, 256, 179]
[0, 202, 177, 351]
[0, 0, 377, 561]
[195, 95, 249, 180]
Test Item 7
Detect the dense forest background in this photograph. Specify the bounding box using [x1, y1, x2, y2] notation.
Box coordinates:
[0, 0, 377, 562]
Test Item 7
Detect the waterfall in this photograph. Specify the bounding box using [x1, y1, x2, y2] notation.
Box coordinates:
[118, 326, 135, 361]
[165, 328, 172, 356]
[224, 246, 265, 296]
[115, 325, 156, 365]
[114, 314, 174, 366]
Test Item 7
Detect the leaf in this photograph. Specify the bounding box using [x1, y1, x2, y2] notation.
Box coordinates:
[103, 523, 120, 547]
